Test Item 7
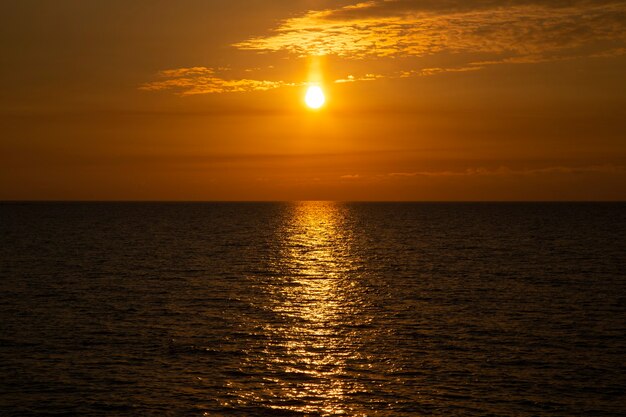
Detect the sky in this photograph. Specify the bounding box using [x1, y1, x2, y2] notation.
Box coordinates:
[1, 0, 625, 201]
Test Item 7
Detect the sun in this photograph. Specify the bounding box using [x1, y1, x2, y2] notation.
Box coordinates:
[305, 85, 325, 109]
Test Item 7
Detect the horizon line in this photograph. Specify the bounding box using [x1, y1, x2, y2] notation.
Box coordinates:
[2, 200, 625, 204]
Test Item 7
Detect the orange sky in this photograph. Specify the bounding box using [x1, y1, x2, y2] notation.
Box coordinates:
[1, 0, 625, 200]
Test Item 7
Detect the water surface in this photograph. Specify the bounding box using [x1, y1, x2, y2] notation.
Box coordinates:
[1, 202, 625, 416]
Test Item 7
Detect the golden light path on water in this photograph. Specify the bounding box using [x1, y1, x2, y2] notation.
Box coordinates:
[231, 202, 380, 416]
[271, 202, 364, 415]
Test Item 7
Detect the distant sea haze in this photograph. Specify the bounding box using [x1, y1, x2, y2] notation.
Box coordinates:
[1, 202, 625, 416]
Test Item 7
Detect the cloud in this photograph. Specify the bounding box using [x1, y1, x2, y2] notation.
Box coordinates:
[143, 1, 626, 95]
[399, 66, 483, 77]
[334, 73, 384, 83]
[385, 165, 626, 178]
[140, 67, 300, 95]
[141, 64, 488, 95]
[234, 0, 626, 63]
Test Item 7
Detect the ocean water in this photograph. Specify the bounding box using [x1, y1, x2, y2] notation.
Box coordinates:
[1, 202, 625, 416]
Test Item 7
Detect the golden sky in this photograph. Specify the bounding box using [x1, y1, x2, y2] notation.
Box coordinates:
[1, 0, 625, 200]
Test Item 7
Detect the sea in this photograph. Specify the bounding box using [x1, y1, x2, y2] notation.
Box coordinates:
[1, 202, 625, 416]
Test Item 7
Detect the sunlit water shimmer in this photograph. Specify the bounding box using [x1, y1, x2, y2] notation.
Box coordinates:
[1, 202, 625, 416]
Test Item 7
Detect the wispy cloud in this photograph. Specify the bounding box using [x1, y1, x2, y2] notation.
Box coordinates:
[142, 1, 626, 95]
[385, 165, 626, 178]
[334, 73, 384, 83]
[139, 67, 300, 95]
[235, 1, 626, 62]
[399, 66, 483, 77]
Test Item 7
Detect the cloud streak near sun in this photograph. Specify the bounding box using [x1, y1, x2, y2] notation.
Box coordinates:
[139, 67, 298, 95]
[142, 0, 626, 95]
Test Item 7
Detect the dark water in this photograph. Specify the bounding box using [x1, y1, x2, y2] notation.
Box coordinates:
[1, 202, 625, 416]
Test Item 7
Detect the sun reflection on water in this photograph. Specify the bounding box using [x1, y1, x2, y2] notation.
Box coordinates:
[240, 201, 374, 415]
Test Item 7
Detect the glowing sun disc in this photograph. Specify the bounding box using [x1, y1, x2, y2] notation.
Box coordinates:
[305, 86, 325, 109]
